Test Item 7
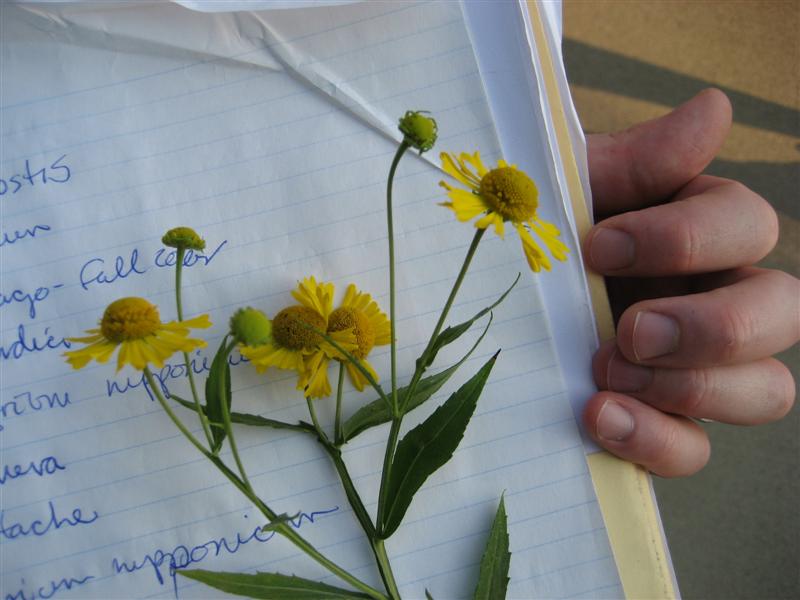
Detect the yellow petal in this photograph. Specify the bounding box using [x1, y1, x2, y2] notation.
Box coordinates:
[515, 223, 551, 272]
[298, 351, 331, 398]
[292, 276, 334, 320]
[240, 343, 303, 372]
[345, 358, 379, 392]
[461, 151, 489, 178]
[475, 212, 505, 238]
[531, 217, 570, 262]
[320, 328, 358, 360]
[441, 152, 479, 189]
[445, 188, 489, 222]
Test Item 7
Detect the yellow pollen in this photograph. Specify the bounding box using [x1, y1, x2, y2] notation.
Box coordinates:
[100, 297, 162, 342]
[328, 307, 375, 359]
[478, 167, 538, 223]
[272, 306, 326, 351]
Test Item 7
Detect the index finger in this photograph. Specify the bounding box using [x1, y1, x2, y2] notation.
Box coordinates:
[588, 89, 731, 217]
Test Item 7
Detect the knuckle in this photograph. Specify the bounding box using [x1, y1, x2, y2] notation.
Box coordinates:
[674, 215, 702, 273]
[681, 368, 714, 416]
[714, 303, 754, 363]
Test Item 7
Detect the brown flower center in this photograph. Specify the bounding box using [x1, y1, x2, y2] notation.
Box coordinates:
[328, 307, 375, 359]
[272, 306, 326, 351]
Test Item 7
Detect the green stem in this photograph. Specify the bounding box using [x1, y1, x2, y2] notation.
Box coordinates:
[316, 433, 400, 598]
[143, 368, 387, 600]
[334, 362, 346, 445]
[387, 141, 410, 418]
[305, 395, 329, 444]
[174, 247, 215, 450]
[377, 227, 486, 535]
[401, 227, 486, 411]
[218, 338, 252, 489]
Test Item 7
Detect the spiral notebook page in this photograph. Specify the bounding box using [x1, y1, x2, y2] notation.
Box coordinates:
[0, 1, 621, 598]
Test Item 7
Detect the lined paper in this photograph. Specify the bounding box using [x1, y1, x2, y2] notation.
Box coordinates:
[0, 1, 622, 598]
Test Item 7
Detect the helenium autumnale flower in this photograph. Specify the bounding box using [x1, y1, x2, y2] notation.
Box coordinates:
[237, 277, 357, 398]
[439, 151, 569, 272]
[64, 297, 211, 371]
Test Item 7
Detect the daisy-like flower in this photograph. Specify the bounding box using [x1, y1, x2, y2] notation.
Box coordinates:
[64, 297, 211, 372]
[325, 284, 391, 392]
[439, 151, 569, 272]
[238, 277, 357, 398]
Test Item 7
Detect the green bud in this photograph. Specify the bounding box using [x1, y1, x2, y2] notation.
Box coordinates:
[398, 110, 438, 153]
[162, 226, 206, 251]
[230, 307, 272, 346]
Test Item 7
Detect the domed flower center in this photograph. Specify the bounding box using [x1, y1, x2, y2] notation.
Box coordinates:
[478, 167, 538, 223]
[101, 297, 162, 342]
[272, 306, 326, 351]
[328, 307, 375, 359]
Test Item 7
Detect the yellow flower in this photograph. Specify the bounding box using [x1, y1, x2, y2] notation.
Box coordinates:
[326, 284, 391, 391]
[64, 297, 211, 372]
[439, 151, 569, 272]
[238, 277, 357, 398]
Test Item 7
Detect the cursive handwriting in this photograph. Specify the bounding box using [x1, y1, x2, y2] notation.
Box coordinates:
[0, 501, 98, 541]
[4, 573, 94, 600]
[0, 456, 66, 486]
[111, 507, 338, 596]
[0, 325, 70, 362]
[0, 284, 64, 320]
[78, 240, 227, 290]
[0, 391, 71, 433]
[0, 155, 71, 197]
[0, 224, 52, 248]
[106, 351, 247, 400]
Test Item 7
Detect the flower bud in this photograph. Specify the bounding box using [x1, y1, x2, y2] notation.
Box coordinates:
[229, 307, 272, 346]
[162, 226, 206, 251]
[398, 110, 438, 153]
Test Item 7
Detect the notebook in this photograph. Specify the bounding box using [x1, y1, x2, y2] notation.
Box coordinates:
[0, 1, 673, 598]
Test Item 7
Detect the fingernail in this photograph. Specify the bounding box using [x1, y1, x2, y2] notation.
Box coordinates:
[596, 400, 635, 441]
[589, 228, 635, 271]
[607, 350, 653, 392]
[632, 311, 680, 360]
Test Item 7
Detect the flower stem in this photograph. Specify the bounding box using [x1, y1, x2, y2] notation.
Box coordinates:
[402, 227, 486, 411]
[387, 140, 410, 417]
[218, 338, 253, 489]
[334, 362, 345, 445]
[174, 247, 214, 450]
[143, 368, 387, 600]
[377, 227, 486, 536]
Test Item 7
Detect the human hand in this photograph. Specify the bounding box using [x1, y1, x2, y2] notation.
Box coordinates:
[581, 89, 799, 477]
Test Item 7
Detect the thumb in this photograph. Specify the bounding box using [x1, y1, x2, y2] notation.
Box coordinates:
[588, 88, 732, 217]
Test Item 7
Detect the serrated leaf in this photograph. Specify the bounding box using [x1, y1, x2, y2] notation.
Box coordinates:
[380, 352, 500, 537]
[178, 570, 371, 599]
[204, 337, 233, 453]
[171, 395, 314, 434]
[341, 315, 493, 443]
[420, 274, 518, 370]
[473, 496, 511, 600]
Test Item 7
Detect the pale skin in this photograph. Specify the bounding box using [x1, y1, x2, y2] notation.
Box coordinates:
[581, 89, 799, 477]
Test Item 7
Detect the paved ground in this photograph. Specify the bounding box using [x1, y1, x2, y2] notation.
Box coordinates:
[562, 2, 799, 598]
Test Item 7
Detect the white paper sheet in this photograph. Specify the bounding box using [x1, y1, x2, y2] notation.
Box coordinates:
[0, 1, 622, 598]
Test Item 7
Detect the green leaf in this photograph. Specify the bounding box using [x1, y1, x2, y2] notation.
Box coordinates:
[178, 570, 371, 599]
[380, 352, 500, 537]
[420, 274, 518, 370]
[171, 395, 314, 434]
[473, 495, 511, 600]
[425, 590, 435, 600]
[204, 337, 232, 453]
[341, 315, 493, 443]
[260, 512, 300, 532]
